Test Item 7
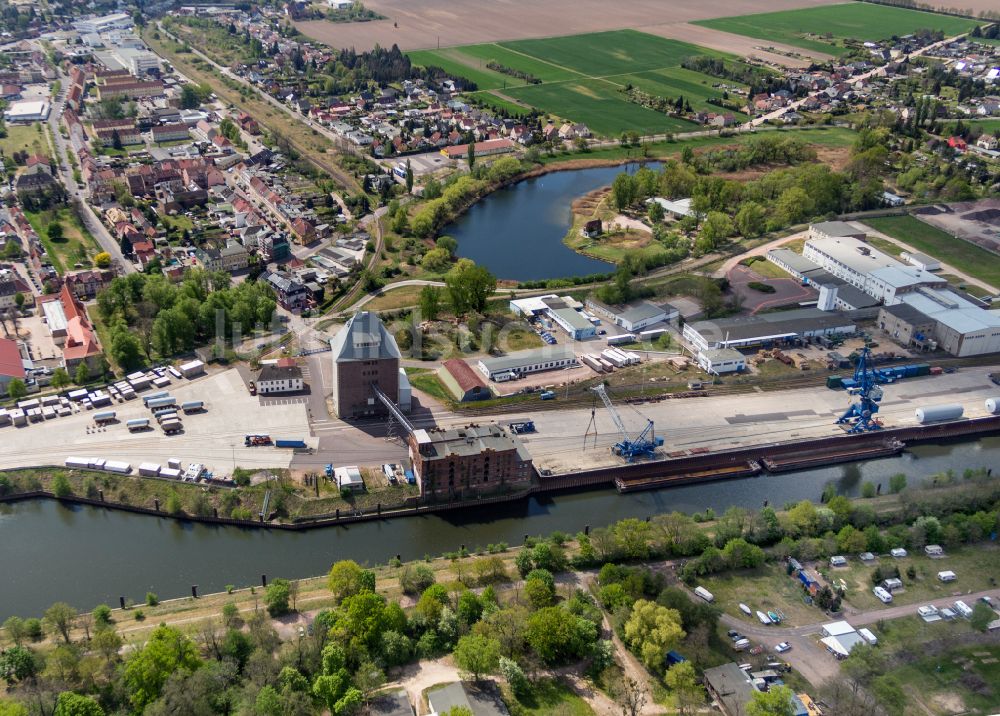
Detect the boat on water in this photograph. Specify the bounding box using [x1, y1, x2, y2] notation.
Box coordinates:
[739, 603, 752, 616]
[756, 610, 772, 625]
[767, 611, 781, 623]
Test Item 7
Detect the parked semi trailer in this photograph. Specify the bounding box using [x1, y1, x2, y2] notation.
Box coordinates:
[275, 439, 306, 449]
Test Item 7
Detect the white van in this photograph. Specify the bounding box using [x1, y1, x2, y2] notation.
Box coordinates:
[873, 586, 893, 604]
[694, 586, 714, 603]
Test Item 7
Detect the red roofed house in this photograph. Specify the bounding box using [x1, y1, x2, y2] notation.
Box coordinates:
[132, 240, 157, 268]
[0, 337, 25, 396]
[55, 284, 103, 377]
[291, 217, 315, 243]
[438, 359, 492, 402]
[948, 136, 967, 151]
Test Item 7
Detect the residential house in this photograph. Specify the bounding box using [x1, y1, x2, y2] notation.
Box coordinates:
[63, 269, 114, 300]
[257, 357, 304, 394]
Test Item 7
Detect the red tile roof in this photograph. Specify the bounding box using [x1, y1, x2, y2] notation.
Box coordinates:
[442, 359, 487, 393]
[0, 337, 24, 379]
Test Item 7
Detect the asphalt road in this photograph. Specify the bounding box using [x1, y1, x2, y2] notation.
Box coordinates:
[46, 72, 135, 274]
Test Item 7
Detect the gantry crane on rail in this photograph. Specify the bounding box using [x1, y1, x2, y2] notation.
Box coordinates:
[836, 345, 884, 433]
[590, 384, 664, 461]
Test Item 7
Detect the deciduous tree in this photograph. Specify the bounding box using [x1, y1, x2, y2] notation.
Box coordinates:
[452, 634, 500, 681]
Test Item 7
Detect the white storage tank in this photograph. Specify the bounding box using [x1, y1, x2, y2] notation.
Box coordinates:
[986, 397, 1000, 415]
[915, 404, 964, 424]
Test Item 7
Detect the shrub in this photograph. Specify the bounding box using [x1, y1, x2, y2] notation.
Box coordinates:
[145, 592, 159, 607]
[93, 604, 113, 627]
[747, 281, 776, 293]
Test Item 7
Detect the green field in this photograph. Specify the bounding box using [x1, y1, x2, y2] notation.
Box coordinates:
[864, 215, 1000, 289]
[407, 49, 512, 91]
[695, 3, 981, 54]
[409, 30, 744, 136]
[455, 43, 583, 83]
[505, 79, 694, 136]
[501, 30, 727, 77]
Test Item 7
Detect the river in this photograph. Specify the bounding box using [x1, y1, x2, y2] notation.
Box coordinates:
[446, 163, 661, 281]
[2, 437, 997, 620]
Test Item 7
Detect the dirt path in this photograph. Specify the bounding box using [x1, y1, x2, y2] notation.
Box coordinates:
[385, 656, 464, 714]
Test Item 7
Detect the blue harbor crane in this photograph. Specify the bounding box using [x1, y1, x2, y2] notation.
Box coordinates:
[837, 345, 884, 433]
[592, 384, 664, 461]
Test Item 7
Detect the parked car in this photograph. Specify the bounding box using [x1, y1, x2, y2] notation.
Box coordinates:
[775, 642, 792, 653]
[749, 646, 764, 655]
[249, 381, 257, 396]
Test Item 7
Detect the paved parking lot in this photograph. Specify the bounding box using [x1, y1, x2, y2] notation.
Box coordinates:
[0, 369, 312, 475]
[727, 265, 818, 314]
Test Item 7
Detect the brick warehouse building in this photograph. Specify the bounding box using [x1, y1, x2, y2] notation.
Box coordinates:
[409, 423, 534, 500]
[329, 311, 401, 419]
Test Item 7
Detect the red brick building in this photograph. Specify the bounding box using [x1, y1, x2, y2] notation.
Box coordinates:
[409, 423, 534, 500]
[329, 311, 401, 419]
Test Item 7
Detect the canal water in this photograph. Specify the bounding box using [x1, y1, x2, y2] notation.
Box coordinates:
[2, 437, 997, 620]
[446, 163, 662, 281]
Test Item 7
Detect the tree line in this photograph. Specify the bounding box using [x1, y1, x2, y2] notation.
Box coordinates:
[95, 269, 276, 371]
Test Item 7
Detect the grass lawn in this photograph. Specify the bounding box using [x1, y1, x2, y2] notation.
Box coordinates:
[503, 678, 595, 716]
[405, 368, 455, 403]
[742, 256, 793, 279]
[697, 563, 824, 628]
[365, 284, 426, 311]
[412, 30, 739, 136]
[694, 3, 981, 55]
[501, 324, 544, 352]
[864, 215, 1000, 289]
[887, 638, 1000, 715]
[538, 126, 856, 164]
[0, 124, 48, 157]
[162, 213, 195, 232]
[564, 222, 667, 264]
[25, 207, 101, 274]
[821, 543, 1000, 612]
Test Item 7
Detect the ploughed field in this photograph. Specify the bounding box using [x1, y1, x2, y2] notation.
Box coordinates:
[694, 2, 983, 54]
[408, 30, 751, 136]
